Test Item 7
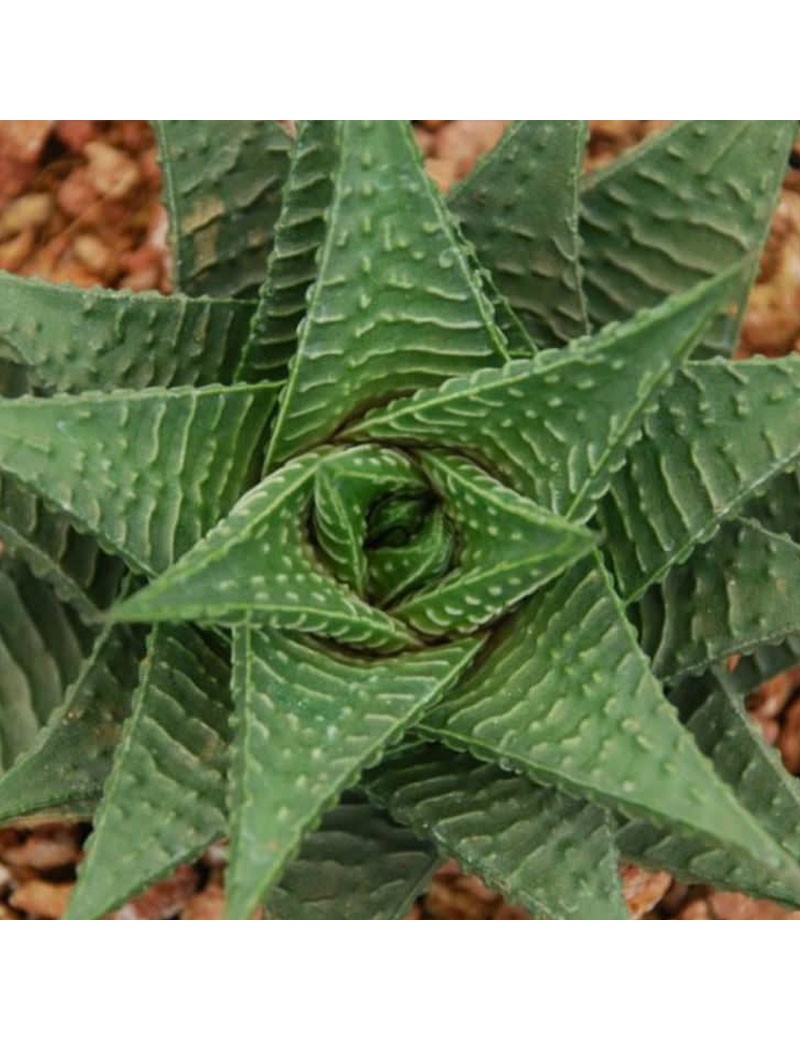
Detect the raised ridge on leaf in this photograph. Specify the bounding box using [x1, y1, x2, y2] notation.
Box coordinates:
[154, 121, 292, 299]
[264, 120, 510, 470]
[617, 675, 800, 906]
[636, 518, 800, 682]
[346, 266, 743, 522]
[600, 356, 800, 603]
[66, 625, 231, 921]
[0, 620, 144, 824]
[0, 271, 254, 394]
[366, 741, 627, 920]
[225, 625, 481, 919]
[0, 382, 279, 575]
[0, 559, 92, 771]
[581, 120, 797, 355]
[236, 121, 339, 384]
[266, 791, 437, 921]
[449, 120, 589, 348]
[418, 555, 800, 903]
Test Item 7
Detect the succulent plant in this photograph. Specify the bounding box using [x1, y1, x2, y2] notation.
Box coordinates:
[1, 119, 799, 920]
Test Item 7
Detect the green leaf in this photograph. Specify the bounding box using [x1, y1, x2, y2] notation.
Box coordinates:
[266, 791, 436, 920]
[225, 625, 481, 919]
[236, 121, 338, 384]
[114, 449, 421, 650]
[637, 518, 800, 683]
[581, 120, 796, 354]
[618, 675, 800, 906]
[66, 625, 231, 920]
[313, 446, 426, 597]
[600, 357, 800, 603]
[366, 741, 627, 920]
[419, 555, 800, 902]
[347, 267, 740, 522]
[264, 120, 509, 470]
[391, 450, 595, 636]
[154, 120, 292, 299]
[449, 120, 589, 348]
[0, 272, 254, 393]
[0, 472, 125, 620]
[0, 382, 279, 575]
[367, 508, 454, 608]
[0, 620, 144, 824]
[0, 559, 92, 770]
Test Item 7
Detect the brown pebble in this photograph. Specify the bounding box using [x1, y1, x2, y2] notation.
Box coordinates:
[84, 141, 141, 200]
[181, 881, 225, 920]
[0, 229, 35, 271]
[72, 233, 115, 277]
[708, 890, 800, 920]
[1, 826, 81, 872]
[621, 864, 673, 918]
[425, 157, 458, 194]
[57, 167, 100, 218]
[111, 865, 198, 920]
[9, 880, 73, 919]
[55, 121, 96, 153]
[0, 121, 54, 164]
[0, 193, 53, 237]
[676, 898, 712, 920]
[778, 698, 800, 774]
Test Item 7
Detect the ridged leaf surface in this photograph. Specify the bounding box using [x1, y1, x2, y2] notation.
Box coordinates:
[0, 622, 144, 823]
[265, 120, 509, 469]
[226, 626, 480, 918]
[618, 677, 800, 906]
[366, 742, 627, 919]
[419, 555, 800, 902]
[581, 120, 796, 353]
[600, 357, 800, 602]
[347, 270, 738, 521]
[237, 121, 338, 384]
[449, 120, 589, 348]
[154, 121, 292, 299]
[0, 383, 278, 575]
[0, 560, 91, 770]
[0, 272, 253, 393]
[637, 519, 800, 682]
[66, 625, 231, 920]
[266, 791, 436, 920]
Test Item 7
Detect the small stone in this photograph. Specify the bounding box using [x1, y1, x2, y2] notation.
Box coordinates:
[73, 234, 115, 277]
[84, 141, 141, 200]
[57, 167, 100, 218]
[111, 865, 198, 920]
[0, 229, 35, 272]
[425, 158, 458, 194]
[181, 880, 225, 920]
[621, 864, 673, 918]
[708, 890, 800, 920]
[778, 697, 800, 774]
[676, 898, 711, 920]
[55, 121, 96, 152]
[0, 193, 53, 237]
[1, 826, 81, 871]
[9, 880, 73, 919]
[0, 121, 54, 164]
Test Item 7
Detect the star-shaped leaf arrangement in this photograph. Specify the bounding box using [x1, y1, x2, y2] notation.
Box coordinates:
[1, 119, 798, 920]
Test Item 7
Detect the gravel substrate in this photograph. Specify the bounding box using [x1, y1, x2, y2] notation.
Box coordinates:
[1, 120, 799, 920]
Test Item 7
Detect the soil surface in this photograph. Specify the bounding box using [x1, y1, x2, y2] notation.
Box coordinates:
[1, 120, 799, 920]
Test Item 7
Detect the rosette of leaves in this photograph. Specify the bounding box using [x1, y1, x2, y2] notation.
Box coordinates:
[0, 119, 799, 920]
